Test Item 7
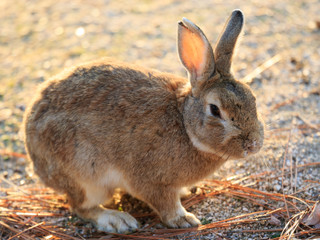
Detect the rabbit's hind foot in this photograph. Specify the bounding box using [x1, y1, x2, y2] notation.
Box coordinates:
[75, 205, 139, 233]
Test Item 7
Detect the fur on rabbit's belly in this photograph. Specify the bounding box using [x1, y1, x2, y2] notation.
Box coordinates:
[79, 168, 129, 208]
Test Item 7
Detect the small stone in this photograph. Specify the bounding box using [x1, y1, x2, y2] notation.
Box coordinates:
[4, 169, 14, 178]
[274, 185, 281, 192]
[312, 169, 318, 176]
[283, 179, 289, 186]
[75, 27, 85, 37]
[17, 157, 26, 165]
[269, 215, 281, 226]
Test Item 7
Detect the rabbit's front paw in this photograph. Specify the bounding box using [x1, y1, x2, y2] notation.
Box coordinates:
[165, 212, 201, 228]
[96, 209, 139, 233]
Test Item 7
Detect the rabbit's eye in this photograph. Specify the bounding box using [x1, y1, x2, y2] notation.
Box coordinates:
[210, 104, 221, 118]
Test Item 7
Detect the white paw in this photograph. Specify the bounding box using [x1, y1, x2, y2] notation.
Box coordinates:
[96, 209, 139, 233]
[165, 212, 201, 228]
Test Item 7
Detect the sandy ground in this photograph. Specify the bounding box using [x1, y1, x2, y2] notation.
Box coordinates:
[0, 0, 319, 239]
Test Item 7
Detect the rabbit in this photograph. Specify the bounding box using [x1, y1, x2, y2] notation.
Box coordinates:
[23, 9, 264, 233]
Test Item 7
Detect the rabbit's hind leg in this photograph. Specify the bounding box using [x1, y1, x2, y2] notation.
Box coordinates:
[70, 179, 139, 233]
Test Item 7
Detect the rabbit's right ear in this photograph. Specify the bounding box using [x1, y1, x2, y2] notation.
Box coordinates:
[178, 18, 215, 96]
[214, 10, 244, 75]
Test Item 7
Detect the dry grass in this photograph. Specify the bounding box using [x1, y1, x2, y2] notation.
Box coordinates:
[0, 180, 319, 239]
[1, 152, 319, 239]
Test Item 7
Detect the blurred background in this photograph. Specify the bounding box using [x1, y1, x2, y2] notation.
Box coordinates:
[1, 0, 319, 102]
[0, 0, 319, 238]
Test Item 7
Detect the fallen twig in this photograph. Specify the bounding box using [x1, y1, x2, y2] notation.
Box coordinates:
[0, 149, 27, 159]
[242, 54, 282, 84]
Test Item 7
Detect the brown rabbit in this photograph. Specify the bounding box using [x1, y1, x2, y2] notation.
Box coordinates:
[24, 10, 264, 233]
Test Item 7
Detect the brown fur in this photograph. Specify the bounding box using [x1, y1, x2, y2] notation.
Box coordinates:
[24, 10, 264, 232]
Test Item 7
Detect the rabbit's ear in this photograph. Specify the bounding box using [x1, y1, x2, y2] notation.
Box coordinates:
[178, 18, 215, 96]
[214, 10, 244, 75]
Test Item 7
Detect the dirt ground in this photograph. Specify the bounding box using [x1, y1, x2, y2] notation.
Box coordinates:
[0, 0, 319, 239]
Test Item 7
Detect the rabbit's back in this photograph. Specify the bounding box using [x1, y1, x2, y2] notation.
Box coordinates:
[30, 59, 187, 116]
[24, 58, 195, 188]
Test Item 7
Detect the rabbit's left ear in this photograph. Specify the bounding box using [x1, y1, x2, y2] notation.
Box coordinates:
[178, 18, 215, 96]
[214, 10, 244, 75]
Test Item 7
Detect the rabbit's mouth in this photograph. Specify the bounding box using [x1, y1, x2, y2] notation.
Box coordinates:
[214, 133, 264, 160]
[241, 120, 265, 157]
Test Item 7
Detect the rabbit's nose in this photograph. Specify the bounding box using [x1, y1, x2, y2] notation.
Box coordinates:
[244, 139, 262, 156]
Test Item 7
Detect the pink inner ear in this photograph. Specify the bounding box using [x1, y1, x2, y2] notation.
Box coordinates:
[180, 29, 206, 76]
